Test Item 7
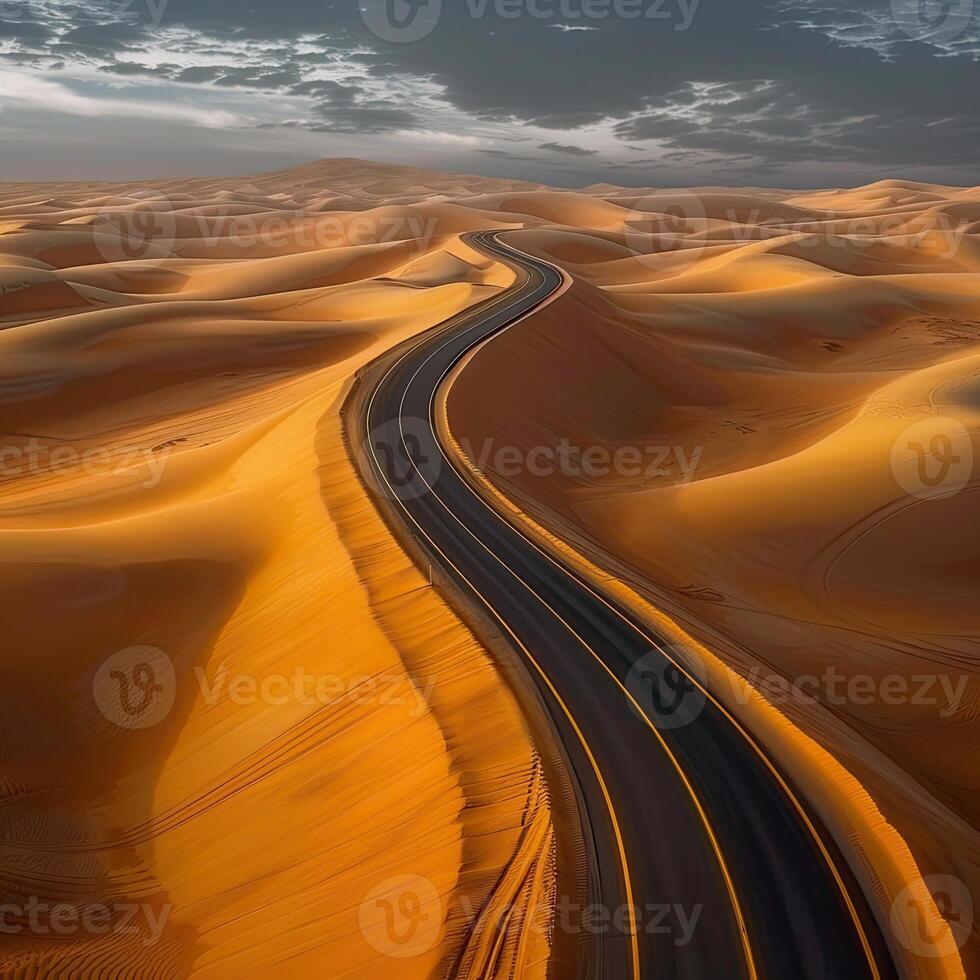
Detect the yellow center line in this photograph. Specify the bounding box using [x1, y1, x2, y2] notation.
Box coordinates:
[362, 257, 642, 980]
[376, 237, 759, 978]
[418, 395, 761, 980]
[436, 232, 884, 980]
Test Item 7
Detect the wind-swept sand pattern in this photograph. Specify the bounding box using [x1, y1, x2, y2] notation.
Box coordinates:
[2, 159, 978, 977]
[0, 162, 557, 977]
[444, 178, 980, 977]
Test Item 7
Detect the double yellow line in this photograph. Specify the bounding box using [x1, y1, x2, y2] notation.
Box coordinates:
[467, 236, 882, 980]
[387, 243, 755, 980]
[363, 231, 882, 980]
[363, 265, 642, 979]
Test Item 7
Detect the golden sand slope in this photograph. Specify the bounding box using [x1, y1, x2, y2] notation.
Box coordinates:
[5, 159, 979, 978]
[443, 179, 980, 975]
[0, 165, 557, 977]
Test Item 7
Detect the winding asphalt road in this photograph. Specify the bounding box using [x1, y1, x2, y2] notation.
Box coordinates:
[354, 231, 899, 979]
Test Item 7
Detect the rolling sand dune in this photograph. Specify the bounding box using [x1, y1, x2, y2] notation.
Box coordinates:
[3, 157, 978, 977]
[0, 162, 557, 978]
[443, 178, 980, 976]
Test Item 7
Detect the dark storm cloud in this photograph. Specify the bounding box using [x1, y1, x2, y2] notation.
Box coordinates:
[539, 142, 597, 156]
[617, 113, 700, 140]
[291, 80, 360, 100]
[212, 68, 303, 88]
[0, 18, 52, 41]
[2, 0, 978, 183]
[311, 103, 420, 133]
[614, 52, 980, 170]
[345, 3, 775, 125]
[59, 22, 145, 51]
[177, 66, 224, 83]
[480, 149, 542, 161]
[313, 0, 976, 176]
[101, 61, 157, 76]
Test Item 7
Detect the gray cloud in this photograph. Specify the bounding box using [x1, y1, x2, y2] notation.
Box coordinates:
[0, 0, 976, 185]
[0, 18, 52, 41]
[539, 142, 597, 156]
[59, 22, 145, 51]
[212, 68, 303, 88]
[311, 103, 420, 133]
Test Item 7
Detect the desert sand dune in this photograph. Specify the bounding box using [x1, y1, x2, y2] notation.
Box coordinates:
[0, 168, 557, 978]
[443, 173, 980, 977]
[3, 158, 979, 977]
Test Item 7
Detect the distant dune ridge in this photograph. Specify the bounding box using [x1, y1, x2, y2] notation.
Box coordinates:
[0, 159, 554, 978]
[0, 158, 977, 976]
[444, 174, 980, 977]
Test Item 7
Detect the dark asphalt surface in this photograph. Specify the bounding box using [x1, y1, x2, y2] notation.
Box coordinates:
[357, 231, 899, 980]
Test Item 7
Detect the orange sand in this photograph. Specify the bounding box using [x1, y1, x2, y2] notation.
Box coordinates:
[0, 161, 555, 978]
[4, 158, 979, 978]
[443, 179, 980, 976]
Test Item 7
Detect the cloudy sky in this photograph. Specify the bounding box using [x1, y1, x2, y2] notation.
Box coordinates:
[0, 0, 977, 186]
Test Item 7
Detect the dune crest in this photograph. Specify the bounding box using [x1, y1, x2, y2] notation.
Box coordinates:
[4, 158, 979, 977]
[443, 177, 980, 976]
[0, 165, 557, 978]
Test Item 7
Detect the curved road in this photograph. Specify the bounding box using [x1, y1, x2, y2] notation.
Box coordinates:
[353, 231, 899, 980]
